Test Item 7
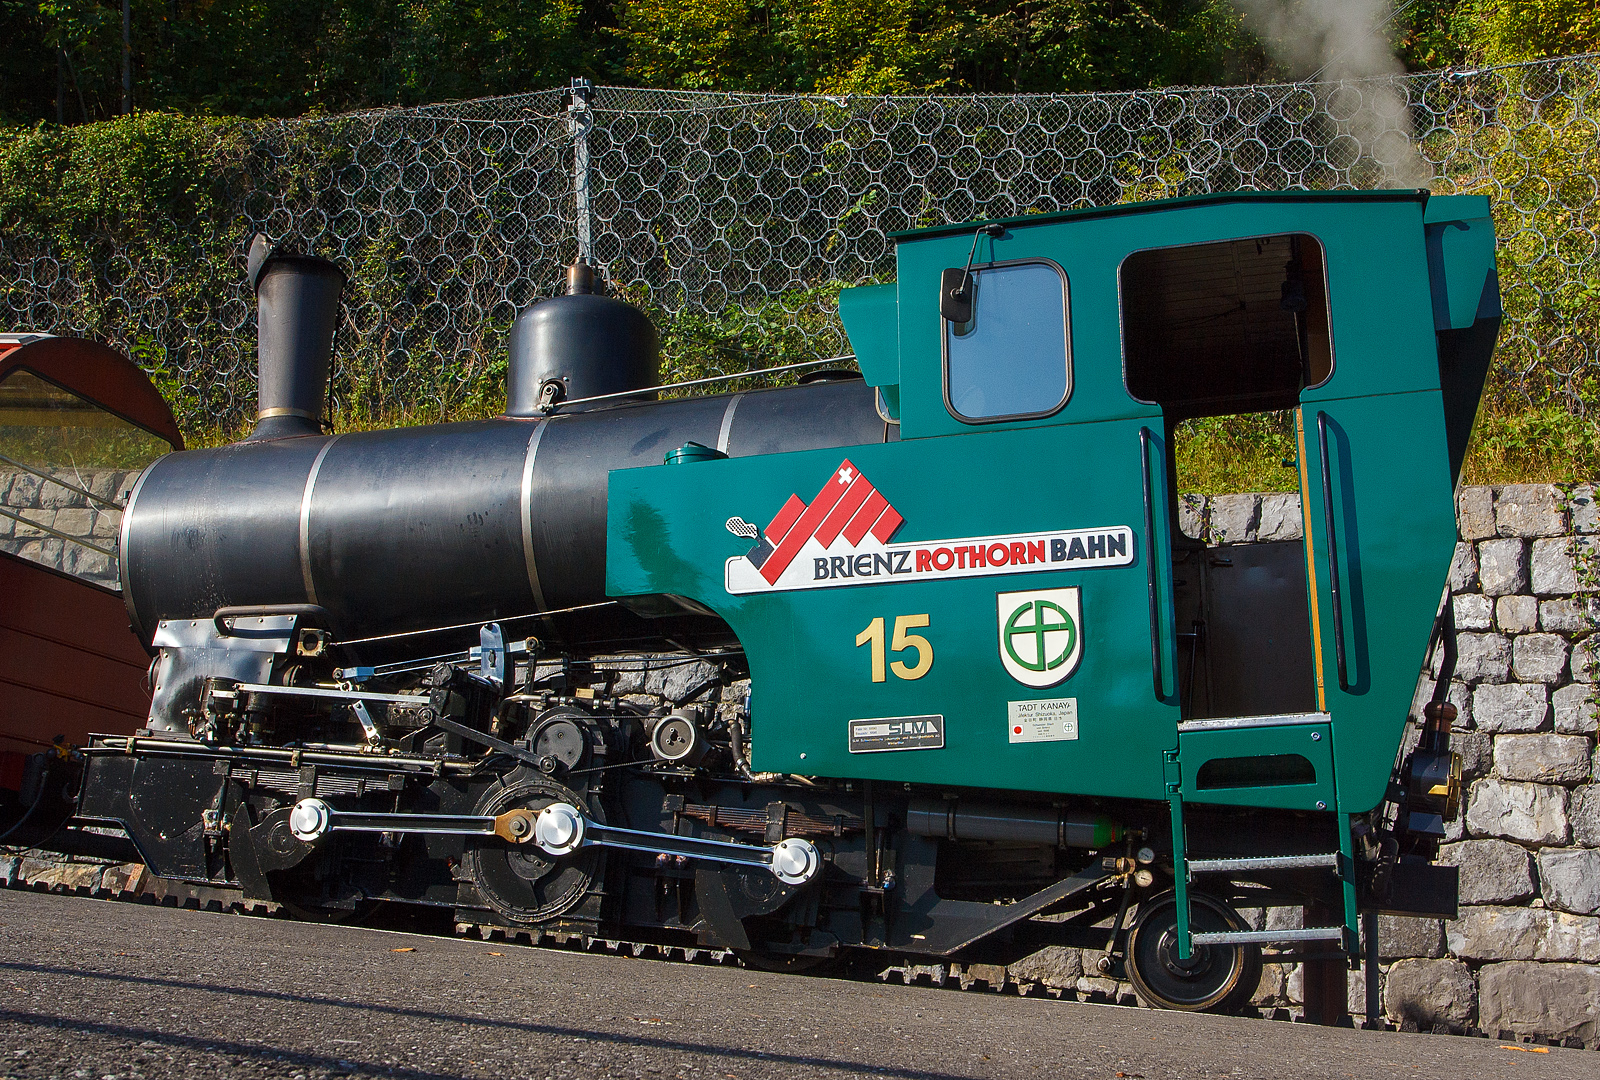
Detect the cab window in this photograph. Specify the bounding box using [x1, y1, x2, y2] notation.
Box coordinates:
[944, 260, 1071, 422]
[1118, 233, 1332, 722]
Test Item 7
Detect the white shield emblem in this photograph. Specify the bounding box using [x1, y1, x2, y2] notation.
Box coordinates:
[997, 587, 1083, 688]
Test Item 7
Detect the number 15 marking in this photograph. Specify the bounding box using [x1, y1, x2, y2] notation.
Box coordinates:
[855, 615, 934, 682]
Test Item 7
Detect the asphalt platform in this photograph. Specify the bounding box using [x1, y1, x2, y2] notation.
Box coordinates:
[0, 889, 1592, 1079]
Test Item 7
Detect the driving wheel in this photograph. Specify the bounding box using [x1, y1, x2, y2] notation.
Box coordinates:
[461, 773, 602, 926]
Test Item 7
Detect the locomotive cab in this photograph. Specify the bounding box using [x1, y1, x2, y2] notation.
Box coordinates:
[609, 189, 1498, 995]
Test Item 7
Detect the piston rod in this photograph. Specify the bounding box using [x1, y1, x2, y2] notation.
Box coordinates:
[287, 798, 821, 885]
[234, 682, 545, 767]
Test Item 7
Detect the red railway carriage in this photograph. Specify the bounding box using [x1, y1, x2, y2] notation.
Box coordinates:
[0, 334, 180, 843]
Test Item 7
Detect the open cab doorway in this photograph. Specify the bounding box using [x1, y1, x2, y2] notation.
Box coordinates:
[1123, 233, 1332, 729]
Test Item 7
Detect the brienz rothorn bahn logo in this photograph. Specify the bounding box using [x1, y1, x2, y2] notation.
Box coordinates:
[723, 459, 1135, 595]
[996, 587, 1084, 688]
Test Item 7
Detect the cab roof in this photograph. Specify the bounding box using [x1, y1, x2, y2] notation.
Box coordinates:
[888, 188, 1431, 242]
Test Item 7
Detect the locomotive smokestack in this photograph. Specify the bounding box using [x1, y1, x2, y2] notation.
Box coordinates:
[245, 234, 346, 441]
[506, 260, 659, 416]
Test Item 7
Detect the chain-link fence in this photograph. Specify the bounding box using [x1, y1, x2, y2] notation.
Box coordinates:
[1, 55, 1597, 437]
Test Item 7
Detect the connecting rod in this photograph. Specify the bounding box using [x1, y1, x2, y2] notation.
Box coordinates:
[287, 798, 821, 885]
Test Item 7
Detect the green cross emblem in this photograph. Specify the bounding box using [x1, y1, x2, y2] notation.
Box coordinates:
[1003, 599, 1078, 673]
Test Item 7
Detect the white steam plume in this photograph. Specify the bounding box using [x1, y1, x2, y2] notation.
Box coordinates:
[1231, 0, 1430, 188]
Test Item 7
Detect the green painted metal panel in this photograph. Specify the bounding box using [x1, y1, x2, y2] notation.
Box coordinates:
[888, 188, 1428, 241]
[1422, 195, 1500, 331]
[609, 421, 1181, 798]
[607, 190, 1478, 819]
[1297, 392, 1458, 812]
[1421, 193, 1488, 225]
[838, 283, 900, 389]
[1337, 814, 1359, 948]
[1177, 720, 1336, 810]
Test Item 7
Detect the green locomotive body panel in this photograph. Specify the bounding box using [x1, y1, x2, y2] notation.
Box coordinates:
[608, 189, 1500, 815]
[610, 421, 1176, 798]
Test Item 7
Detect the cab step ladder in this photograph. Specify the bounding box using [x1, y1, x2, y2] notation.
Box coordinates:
[1164, 748, 1358, 960]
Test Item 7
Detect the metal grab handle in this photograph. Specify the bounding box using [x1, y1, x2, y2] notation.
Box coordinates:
[1139, 427, 1167, 702]
[213, 603, 329, 636]
[1315, 412, 1349, 691]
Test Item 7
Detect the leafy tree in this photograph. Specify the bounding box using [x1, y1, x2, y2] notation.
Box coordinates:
[1394, 0, 1476, 70]
[1469, 0, 1600, 63]
[613, 0, 805, 91]
[942, 0, 1273, 92]
[13, 0, 1600, 125]
[613, 0, 1275, 94]
[4, 0, 623, 123]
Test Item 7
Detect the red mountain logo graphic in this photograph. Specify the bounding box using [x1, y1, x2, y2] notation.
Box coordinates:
[742, 460, 904, 584]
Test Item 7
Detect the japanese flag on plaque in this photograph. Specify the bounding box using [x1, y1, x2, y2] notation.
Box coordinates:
[997, 587, 1083, 689]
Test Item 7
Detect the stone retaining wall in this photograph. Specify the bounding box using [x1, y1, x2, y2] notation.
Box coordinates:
[0, 466, 132, 589]
[1164, 483, 1599, 1046]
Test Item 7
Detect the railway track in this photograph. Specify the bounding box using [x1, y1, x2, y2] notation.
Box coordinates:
[0, 853, 1087, 999]
[0, 850, 1369, 1031]
[10, 849, 1599, 1056]
[19, 888, 1594, 1080]
[0, 850, 1116, 992]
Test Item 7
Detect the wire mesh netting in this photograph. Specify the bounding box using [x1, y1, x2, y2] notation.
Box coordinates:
[1, 55, 1597, 437]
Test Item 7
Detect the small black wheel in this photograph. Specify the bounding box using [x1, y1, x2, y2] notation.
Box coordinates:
[1125, 890, 1262, 1013]
[269, 867, 380, 924]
